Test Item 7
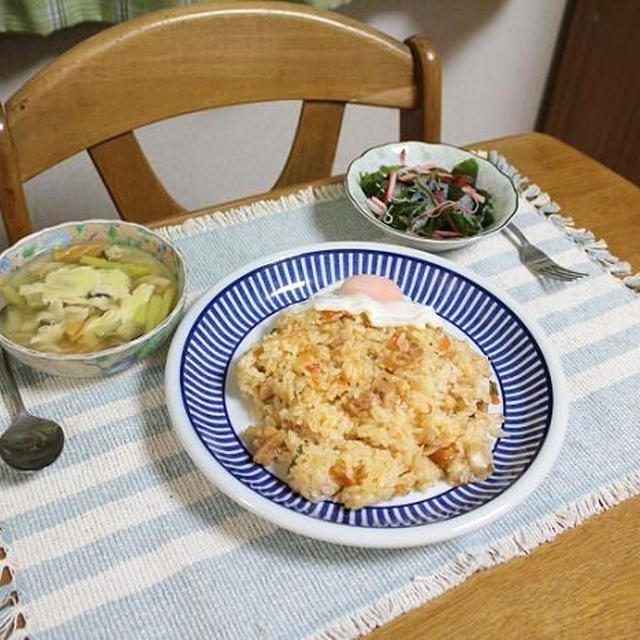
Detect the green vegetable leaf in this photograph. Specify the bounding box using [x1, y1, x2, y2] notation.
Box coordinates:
[477, 189, 494, 228]
[448, 210, 483, 236]
[359, 171, 383, 198]
[414, 216, 439, 237]
[378, 164, 402, 175]
[358, 165, 401, 198]
[384, 203, 412, 231]
[452, 158, 479, 185]
[482, 209, 495, 228]
[413, 176, 436, 205]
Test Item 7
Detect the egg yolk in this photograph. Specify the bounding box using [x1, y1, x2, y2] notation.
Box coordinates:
[338, 275, 404, 303]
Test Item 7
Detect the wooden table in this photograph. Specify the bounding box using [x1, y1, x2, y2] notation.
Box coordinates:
[4, 133, 635, 637]
[369, 133, 640, 640]
[153, 132, 640, 639]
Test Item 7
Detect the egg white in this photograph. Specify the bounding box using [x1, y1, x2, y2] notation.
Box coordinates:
[292, 282, 441, 329]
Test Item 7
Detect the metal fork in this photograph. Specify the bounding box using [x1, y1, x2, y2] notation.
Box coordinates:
[503, 224, 588, 281]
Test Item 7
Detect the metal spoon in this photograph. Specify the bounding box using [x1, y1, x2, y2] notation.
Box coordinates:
[0, 350, 64, 471]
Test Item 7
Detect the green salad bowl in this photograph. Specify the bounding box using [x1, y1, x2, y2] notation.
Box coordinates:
[345, 141, 519, 252]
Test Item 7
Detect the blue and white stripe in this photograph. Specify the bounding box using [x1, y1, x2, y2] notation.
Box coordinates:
[179, 249, 552, 528]
[2, 178, 640, 640]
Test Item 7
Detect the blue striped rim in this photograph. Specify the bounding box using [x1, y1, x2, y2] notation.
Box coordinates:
[179, 249, 553, 528]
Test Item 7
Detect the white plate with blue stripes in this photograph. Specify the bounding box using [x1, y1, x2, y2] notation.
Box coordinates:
[165, 242, 568, 548]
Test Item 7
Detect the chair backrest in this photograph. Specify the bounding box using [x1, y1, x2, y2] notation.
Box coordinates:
[0, 1, 441, 244]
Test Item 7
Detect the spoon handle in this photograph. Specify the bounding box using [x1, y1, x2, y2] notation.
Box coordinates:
[0, 349, 26, 416]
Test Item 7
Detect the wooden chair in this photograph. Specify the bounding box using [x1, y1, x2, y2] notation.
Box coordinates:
[0, 1, 441, 244]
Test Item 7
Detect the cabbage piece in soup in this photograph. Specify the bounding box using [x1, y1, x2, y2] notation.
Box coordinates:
[0, 243, 177, 354]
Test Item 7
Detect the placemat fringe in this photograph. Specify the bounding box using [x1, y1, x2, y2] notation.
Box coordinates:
[477, 150, 640, 292]
[308, 469, 640, 639]
[0, 525, 27, 640]
[157, 183, 345, 241]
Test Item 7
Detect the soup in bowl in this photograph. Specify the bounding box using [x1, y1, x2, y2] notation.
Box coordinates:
[0, 220, 187, 377]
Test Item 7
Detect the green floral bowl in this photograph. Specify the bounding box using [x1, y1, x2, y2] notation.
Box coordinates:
[0, 220, 187, 377]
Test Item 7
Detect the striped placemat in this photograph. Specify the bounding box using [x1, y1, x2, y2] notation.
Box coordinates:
[1, 152, 639, 639]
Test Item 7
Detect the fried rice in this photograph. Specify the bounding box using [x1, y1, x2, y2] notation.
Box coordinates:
[236, 308, 503, 509]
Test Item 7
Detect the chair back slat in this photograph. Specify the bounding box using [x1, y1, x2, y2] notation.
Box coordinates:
[88, 132, 184, 223]
[275, 101, 345, 188]
[400, 35, 442, 143]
